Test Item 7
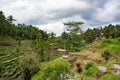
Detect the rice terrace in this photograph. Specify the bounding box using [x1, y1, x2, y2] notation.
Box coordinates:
[0, 0, 120, 80]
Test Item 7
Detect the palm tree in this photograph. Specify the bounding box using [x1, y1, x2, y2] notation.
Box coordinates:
[48, 32, 56, 53]
[7, 15, 16, 24]
[61, 31, 68, 50]
[64, 21, 84, 34]
[49, 32, 56, 42]
[6, 15, 17, 37]
[0, 11, 7, 38]
[63, 21, 84, 51]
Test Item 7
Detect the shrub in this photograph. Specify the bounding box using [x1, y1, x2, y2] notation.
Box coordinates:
[84, 62, 98, 77]
[19, 53, 40, 77]
[76, 62, 82, 73]
[102, 50, 110, 60]
[76, 62, 81, 68]
[23, 68, 31, 80]
[33, 58, 71, 80]
[85, 62, 94, 70]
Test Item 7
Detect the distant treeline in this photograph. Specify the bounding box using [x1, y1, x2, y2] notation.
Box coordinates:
[0, 11, 120, 43]
[83, 24, 120, 43]
[0, 11, 48, 40]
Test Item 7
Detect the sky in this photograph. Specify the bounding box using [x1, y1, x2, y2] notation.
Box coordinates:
[0, 0, 120, 36]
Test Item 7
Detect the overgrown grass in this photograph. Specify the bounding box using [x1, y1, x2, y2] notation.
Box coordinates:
[32, 58, 71, 80]
[99, 74, 120, 80]
[97, 38, 120, 53]
[83, 62, 99, 77]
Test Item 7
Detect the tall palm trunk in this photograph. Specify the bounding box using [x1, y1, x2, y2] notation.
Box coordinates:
[1, 28, 3, 38]
[64, 39, 66, 50]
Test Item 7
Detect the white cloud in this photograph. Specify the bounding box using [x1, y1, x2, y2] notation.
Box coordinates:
[38, 21, 64, 36]
[45, 0, 90, 11]
[37, 15, 87, 36]
[1, 0, 44, 23]
[0, 0, 120, 36]
[94, 0, 120, 23]
[1, 0, 91, 24]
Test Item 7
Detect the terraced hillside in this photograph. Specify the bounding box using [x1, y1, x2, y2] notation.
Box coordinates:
[64, 38, 120, 80]
[32, 38, 120, 80]
[0, 40, 67, 80]
[0, 40, 37, 80]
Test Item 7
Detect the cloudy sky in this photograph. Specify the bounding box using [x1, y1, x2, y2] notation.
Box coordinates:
[0, 0, 120, 36]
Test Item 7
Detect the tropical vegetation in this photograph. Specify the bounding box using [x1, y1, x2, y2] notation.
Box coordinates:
[0, 11, 120, 80]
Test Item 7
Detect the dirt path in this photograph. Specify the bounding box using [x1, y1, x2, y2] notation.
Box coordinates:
[67, 47, 105, 65]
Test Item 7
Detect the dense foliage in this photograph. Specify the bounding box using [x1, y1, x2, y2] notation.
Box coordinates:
[1, 11, 120, 80]
[97, 38, 120, 53]
[83, 24, 120, 43]
[0, 11, 48, 40]
[32, 58, 71, 80]
[84, 62, 98, 77]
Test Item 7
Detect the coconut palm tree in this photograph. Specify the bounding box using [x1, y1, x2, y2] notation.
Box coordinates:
[0, 11, 6, 38]
[61, 31, 68, 50]
[7, 15, 16, 24]
[48, 32, 56, 53]
[63, 21, 84, 51]
[64, 21, 84, 34]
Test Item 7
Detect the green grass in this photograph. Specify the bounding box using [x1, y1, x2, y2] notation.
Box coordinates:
[32, 58, 71, 80]
[99, 74, 120, 80]
[83, 62, 99, 77]
[1, 38, 120, 80]
[97, 38, 120, 53]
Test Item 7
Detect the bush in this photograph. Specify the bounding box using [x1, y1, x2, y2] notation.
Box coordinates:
[84, 62, 98, 77]
[85, 62, 94, 70]
[32, 58, 71, 80]
[23, 68, 31, 80]
[19, 53, 40, 77]
[76, 62, 82, 73]
[102, 50, 110, 60]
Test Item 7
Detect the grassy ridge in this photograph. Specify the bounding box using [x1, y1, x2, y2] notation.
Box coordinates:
[97, 38, 120, 53]
[32, 58, 71, 80]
